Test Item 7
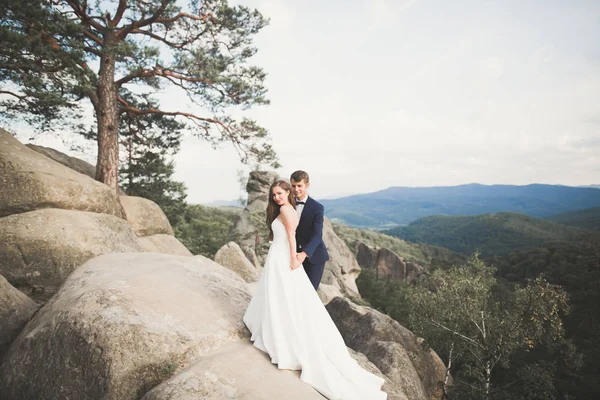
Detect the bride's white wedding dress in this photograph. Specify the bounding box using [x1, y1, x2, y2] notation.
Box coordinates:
[243, 218, 387, 400]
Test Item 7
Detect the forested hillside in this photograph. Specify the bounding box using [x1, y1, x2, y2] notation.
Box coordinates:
[384, 212, 598, 256]
[546, 207, 600, 231]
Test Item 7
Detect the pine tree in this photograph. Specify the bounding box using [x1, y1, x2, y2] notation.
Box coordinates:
[1, 0, 277, 190]
[118, 94, 187, 223]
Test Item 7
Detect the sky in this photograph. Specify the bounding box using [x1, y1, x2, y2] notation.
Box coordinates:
[13, 0, 600, 203]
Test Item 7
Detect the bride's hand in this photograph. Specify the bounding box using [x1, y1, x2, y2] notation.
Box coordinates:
[290, 256, 301, 270]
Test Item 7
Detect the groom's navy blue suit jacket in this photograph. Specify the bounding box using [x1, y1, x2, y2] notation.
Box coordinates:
[296, 196, 330, 265]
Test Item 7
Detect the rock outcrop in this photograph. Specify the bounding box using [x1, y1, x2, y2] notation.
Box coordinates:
[326, 297, 447, 400]
[25, 143, 128, 195]
[25, 143, 97, 179]
[0, 275, 38, 360]
[0, 128, 125, 219]
[214, 242, 260, 283]
[0, 208, 144, 297]
[0, 253, 251, 400]
[245, 170, 280, 212]
[230, 170, 280, 268]
[355, 241, 423, 283]
[316, 283, 343, 305]
[142, 342, 325, 400]
[322, 218, 361, 297]
[0, 134, 447, 400]
[138, 234, 193, 256]
[0, 252, 416, 400]
[120, 195, 174, 237]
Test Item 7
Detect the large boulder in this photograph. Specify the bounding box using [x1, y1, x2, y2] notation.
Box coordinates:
[142, 342, 324, 400]
[326, 297, 447, 400]
[316, 283, 343, 305]
[0, 129, 124, 219]
[230, 170, 280, 268]
[0, 208, 144, 298]
[355, 241, 423, 283]
[214, 242, 260, 283]
[26, 143, 128, 196]
[323, 218, 361, 297]
[355, 241, 378, 270]
[405, 261, 424, 283]
[0, 253, 251, 400]
[349, 348, 409, 400]
[138, 234, 192, 256]
[143, 342, 407, 400]
[245, 170, 280, 213]
[0, 275, 38, 360]
[120, 196, 174, 237]
[25, 143, 97, 179]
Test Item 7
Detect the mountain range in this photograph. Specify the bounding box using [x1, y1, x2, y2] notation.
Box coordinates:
[320, 183, 600, 228]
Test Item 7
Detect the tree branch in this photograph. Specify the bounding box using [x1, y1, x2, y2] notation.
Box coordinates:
[155, 12, 216, 25]
[429, 320, 485, 350]
[117, 97, 247, 160]
[64, 0, 105, 33]
[83, 46, 102, 57]
[115, 67, 226, 102]
[111, 0, 127, 28]
[128, 27, 208, 49]
[117, 0, 170, 39]
[83, 28, 103, 46]
[0, 90, 26, 101]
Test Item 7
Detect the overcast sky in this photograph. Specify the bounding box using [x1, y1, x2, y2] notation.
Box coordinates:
[16, 0, 600, 204]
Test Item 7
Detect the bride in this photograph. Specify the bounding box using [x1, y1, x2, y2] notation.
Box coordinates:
[243, 180, 387, 400]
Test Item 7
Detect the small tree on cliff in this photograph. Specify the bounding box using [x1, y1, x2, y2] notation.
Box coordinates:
[1, 0, 277, 190]
[408, 255, 571, 400]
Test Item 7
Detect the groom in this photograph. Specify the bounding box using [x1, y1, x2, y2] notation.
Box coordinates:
[291, 170, 330, 290]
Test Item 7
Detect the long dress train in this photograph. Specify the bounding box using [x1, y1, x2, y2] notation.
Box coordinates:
[243, 218, 387, 400]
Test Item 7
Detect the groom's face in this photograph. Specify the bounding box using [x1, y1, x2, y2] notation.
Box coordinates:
[291, 179, 310, 200]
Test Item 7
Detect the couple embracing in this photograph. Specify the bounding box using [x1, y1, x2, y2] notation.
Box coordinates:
[243, 170, 387, 400]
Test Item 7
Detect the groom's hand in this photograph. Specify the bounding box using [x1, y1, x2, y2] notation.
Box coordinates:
[296, 252, 307, 264]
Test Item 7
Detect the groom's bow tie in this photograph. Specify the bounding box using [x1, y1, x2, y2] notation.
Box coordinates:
[296, 200, 305, 205]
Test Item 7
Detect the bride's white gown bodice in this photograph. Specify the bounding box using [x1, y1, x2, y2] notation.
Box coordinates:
[243, 218, 387, 400]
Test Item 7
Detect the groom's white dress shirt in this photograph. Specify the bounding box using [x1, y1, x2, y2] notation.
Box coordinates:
[295, 195, 308, 218]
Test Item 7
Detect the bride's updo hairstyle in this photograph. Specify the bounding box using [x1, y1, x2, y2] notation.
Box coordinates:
[266, 180, 296, 240]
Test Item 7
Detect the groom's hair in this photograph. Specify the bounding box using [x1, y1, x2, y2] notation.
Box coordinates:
[290, 170, 309, 183]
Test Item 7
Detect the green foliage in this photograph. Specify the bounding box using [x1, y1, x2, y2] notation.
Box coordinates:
[245, 210, 270, 258]
[494, 242, 600, 400]
[345, 208, 598, 399]
[0, 0, 88, 125]
[355, 269, 411, 325]
[406, 255, 572, 400]
[172, 204, 240, 258]
[546, 207, 600, 231]
[117, 96, 188, 224]
[385, 212, 599, 256]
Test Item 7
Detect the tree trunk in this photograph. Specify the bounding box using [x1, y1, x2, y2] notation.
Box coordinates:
[95, 42, 119, 191]
[485, 360, 491, 399]
[442, 341, 454, 399]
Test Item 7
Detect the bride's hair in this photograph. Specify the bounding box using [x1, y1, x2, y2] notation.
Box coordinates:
[266, 180, 296, 240]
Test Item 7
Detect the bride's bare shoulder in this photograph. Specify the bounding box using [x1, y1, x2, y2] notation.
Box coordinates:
[279, 205, 298, 223]
[279, 204, 295, 215]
